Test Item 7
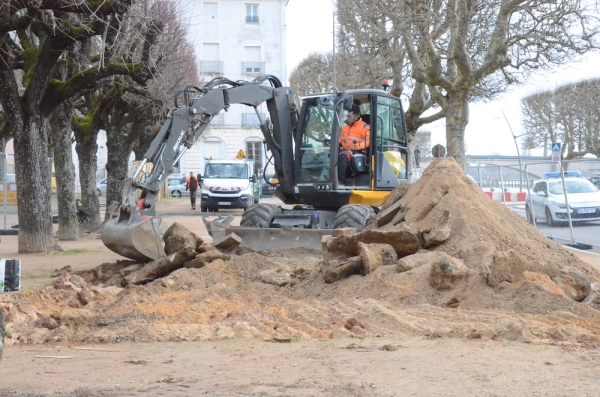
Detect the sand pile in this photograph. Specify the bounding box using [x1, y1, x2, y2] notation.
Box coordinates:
[2, 158, 600, 346]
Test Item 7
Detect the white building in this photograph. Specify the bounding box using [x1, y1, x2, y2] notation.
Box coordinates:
[178, 0, 288, 177]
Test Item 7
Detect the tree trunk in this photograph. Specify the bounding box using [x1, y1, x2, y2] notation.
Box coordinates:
[51, 102, 79, 240]
[0, 139, 6, 178]
[75, 132, 101, 227]
[105, 103, 133, 209]
[105, 124, 132, 210]
[14, 113, 54, 252]
[445, 92, 469, 169]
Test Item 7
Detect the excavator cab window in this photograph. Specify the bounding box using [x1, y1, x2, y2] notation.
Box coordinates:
[298, 98, 335, 183]
[375, 96, 408, 187]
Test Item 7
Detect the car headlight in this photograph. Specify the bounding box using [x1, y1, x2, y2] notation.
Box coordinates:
[549, 200, 567, 209]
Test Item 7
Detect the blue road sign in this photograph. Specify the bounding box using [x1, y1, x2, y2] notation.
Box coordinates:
[551, 142, 562, 152]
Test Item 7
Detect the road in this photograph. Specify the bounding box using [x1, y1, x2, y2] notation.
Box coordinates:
[509, 203, 600, 255]
[3, 196, 600, 255]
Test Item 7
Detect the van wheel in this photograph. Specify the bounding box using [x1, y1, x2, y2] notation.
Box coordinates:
[201, 205, 207, 212]
[241, 204, 282, 228]
[333, 204, 375, 231]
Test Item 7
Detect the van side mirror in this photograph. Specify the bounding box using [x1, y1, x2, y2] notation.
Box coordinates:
[197, 174, 203, 182]
[536, 191, 547, 197]
[250, 175, 257, 183]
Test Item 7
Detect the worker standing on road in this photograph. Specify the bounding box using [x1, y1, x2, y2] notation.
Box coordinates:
[186, 172, 199, 210]
[414, 146, 421, 168]
[338, 107, 370, 185]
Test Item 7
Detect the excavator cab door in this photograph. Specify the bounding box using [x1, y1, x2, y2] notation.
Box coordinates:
[373, 95, 408, 189]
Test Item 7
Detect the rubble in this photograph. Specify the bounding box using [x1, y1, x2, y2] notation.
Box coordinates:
[2, 158, 600, 347]
[163, 222, 204, 255]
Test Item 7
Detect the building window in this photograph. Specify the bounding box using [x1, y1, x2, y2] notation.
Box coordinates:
[201, 43, 222, 74]
[246, 4, 259, 24]
[242, 113, 265, 127]
[204, 2, 217, 19]
[246, 141, 263, 176]
[242, 46, 263, 75]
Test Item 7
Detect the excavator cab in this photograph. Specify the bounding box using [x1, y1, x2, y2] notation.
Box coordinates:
[291, 90, 408, 209]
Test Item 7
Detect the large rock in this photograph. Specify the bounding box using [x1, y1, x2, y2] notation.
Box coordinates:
[422, 217, 451, 248]
[257, 267, 293, 286]
[214, 233, 242, 250]
[184, 249, 231, 269]
[398, 251, 449, 273]
[380, 182, 410, 210]
[327, 225, 419, 258]
[163, 222, 204, 255]
[123, 247, 198, 286]
[322, 256, 363, 283]
[358, 243, 397, 275]
[553, 270, 591, 302]
[481, 250, 525, 288]
[429, 255, 469, 290]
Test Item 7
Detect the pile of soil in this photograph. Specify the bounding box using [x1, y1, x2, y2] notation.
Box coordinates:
[2, 158, 600, 347]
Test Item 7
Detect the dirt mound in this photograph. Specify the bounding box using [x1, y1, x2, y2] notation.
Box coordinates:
[2, 158, 600, 347]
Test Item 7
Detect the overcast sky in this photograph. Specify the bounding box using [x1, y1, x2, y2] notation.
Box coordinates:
[285, 0, 600, 157]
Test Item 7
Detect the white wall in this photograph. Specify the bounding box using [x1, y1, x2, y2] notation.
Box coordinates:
[178, 0, 287, 176]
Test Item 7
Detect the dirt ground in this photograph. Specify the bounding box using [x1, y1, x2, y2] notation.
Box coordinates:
[3, 163, 600, 396]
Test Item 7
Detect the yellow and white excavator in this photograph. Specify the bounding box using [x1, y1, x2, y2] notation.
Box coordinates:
[102, 75, 409, 261]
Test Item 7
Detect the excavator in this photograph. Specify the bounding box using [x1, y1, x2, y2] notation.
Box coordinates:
[102, 75, 409, 261]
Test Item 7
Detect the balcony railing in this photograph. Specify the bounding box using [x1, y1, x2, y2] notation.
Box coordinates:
[242, 113, 265, 127]
[199, 60, 223, 75]
[210, 113, 225, 126]
[242, 62, 264, 75]
[245, 15, 259, 24]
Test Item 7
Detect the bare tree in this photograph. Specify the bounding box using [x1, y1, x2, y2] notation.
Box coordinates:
[522, 78, 600, 159]
[334, 0, 446, 178]
[102, 1, 200, 210]
[378, 0, 600, 168]
[0, 1, 156, 252]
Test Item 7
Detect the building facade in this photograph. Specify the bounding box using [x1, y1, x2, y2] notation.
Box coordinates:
[178, 0, 288, 177]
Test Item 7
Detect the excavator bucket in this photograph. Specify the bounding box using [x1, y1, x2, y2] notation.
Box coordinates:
[102, 214, 166, 262]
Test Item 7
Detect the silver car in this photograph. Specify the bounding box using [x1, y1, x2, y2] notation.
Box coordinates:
[526, 172, 600, 226]
[96, 178, 107, 196]
[167, 177, 189, 197]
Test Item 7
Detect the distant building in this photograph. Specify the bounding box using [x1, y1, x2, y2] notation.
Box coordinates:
[177, 0, 288, 177]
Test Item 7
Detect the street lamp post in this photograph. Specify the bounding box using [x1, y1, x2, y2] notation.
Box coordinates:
[332, 12, 336, 89]
[499, 110, 523, 192]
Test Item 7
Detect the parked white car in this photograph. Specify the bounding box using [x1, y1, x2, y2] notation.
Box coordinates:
[96, 178, 107, 196]
[167, 177, 189, 197]
[526, 171, 600, 226]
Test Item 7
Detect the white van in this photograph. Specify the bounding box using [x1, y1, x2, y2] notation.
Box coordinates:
[199, 160, 260, 212]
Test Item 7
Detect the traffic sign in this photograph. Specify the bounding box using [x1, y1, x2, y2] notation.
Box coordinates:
[431, 144, 446, 158]
[552, 154, 560, 163]
[551, 142, 562, 153]
[236, 149, 246, 159]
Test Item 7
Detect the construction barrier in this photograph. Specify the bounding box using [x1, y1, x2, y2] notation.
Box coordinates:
[0, 191, 17, 205]
[483, 190, 527, 203]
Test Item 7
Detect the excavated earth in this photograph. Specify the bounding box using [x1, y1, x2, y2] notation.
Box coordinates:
[2, 158, 600, 347]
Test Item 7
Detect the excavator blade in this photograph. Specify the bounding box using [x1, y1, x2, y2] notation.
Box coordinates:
[102, 215, 166, 262]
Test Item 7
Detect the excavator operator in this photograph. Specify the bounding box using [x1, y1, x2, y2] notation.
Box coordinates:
[338, 107, 370, 185]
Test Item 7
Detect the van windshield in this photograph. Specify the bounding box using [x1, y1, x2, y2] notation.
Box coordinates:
[205, 163, 248, 179]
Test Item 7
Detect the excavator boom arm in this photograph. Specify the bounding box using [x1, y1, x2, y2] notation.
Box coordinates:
[103, 77, 298, 262]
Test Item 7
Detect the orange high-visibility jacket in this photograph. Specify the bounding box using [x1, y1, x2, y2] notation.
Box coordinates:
[339, 121, 370, 151]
